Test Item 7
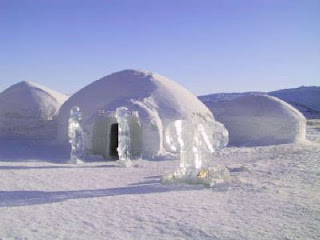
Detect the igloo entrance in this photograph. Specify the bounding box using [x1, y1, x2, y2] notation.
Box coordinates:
[109, 123, 119, 159]
[91, 109, 142, 160]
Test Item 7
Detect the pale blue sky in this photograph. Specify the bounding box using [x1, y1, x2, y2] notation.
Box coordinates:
[0, 0, 319, 95]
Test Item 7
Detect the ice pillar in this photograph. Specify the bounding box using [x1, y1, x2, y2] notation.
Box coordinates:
[115, 107, 132, 167]
[68, 106, 84, 164]
[174, 120, 196, 174]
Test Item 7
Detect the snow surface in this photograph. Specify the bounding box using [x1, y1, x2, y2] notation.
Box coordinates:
[0, 123, 319, 240]
[0, 81, 68, 140]
[203, 95, 306, 146]
[57, 70, 216, 157]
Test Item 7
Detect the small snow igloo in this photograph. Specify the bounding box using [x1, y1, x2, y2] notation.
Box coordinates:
[0, 81, 68, 140]
[57, 70, 218, 159]
[203, 95, 306, 146]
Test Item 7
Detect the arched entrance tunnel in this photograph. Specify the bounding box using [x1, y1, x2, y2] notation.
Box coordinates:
[92, 114, 141, 160]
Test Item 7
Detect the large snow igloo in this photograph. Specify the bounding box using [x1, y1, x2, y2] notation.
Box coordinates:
[0, 81, 68, 140]
[57, 69, 220, 159]
[203, 95, 306, 146]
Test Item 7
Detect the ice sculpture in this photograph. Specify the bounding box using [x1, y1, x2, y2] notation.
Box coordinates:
[68, 106, 84, 164]
[163, 116, 230, 186]
[115, 107, 132, 167]
[173, 120, 197, 174]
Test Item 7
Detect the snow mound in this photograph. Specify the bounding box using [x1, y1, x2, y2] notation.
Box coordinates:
[0, 81, 69, 140]
[203, 95, 306, 146]
[57, 70, 219, 158]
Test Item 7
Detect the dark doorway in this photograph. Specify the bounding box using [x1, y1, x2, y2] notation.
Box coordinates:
[109, 123, 119, 159]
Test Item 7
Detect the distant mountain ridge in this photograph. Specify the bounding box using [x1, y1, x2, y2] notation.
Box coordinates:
[199, 86, 320, 119]
[199, 91, 266, 102]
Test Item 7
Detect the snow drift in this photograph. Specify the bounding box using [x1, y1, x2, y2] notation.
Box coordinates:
[57, 69, 226, 158]
[0, 81, 68, 140]
[203, 95, 306, 146]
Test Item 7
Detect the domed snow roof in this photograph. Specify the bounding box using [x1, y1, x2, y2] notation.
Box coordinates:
[0, 81, 68, 120]
[0, 81, 69, 140]
[203, 95, 306, 146]
[59, 69, 211, 121]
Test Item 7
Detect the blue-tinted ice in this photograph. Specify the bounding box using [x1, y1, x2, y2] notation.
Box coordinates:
[68, 106, 84, 164]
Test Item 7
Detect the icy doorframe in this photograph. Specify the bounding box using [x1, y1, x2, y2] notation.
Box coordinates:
[91, 108, 142, 160]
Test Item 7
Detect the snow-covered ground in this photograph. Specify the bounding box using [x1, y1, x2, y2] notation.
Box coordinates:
[0, 122, 319, 240]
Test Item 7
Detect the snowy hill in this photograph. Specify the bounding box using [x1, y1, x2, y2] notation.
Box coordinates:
[199, 86, 320, 119]
[199, 91, 266, 102]
[269, 86, 320, 119]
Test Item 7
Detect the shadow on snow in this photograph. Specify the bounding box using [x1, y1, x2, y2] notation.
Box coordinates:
[0, 140, 69, 163]
[0, 165, 115, 170]
[0, 183, 182, 208]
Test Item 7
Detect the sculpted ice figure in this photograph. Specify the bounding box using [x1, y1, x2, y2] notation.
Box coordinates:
[115, 107, 132, 167]
[164, 116, 229, 184]
[192, 120, 228, 167]
[68, 106, 84, 164]
[193, 123, 213, 170]
[166, 119, 220, 174]
[174, 120, 195, 173]
[165, 120, 195, 173]
[210, 121, 229, 150]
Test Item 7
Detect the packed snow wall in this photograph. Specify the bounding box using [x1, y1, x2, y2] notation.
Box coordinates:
[203, 95, 306, 146]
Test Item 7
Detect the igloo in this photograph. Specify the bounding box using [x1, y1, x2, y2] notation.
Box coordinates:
[57, 70, 226, 159]
[0, 81, 68, 140]
[203, 95, 306, 146]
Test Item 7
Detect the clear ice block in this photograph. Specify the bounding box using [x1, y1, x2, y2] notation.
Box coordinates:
[68, 106, 84, 164]
[115, 107, 132, 167]
[163, 115, 229, 186]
